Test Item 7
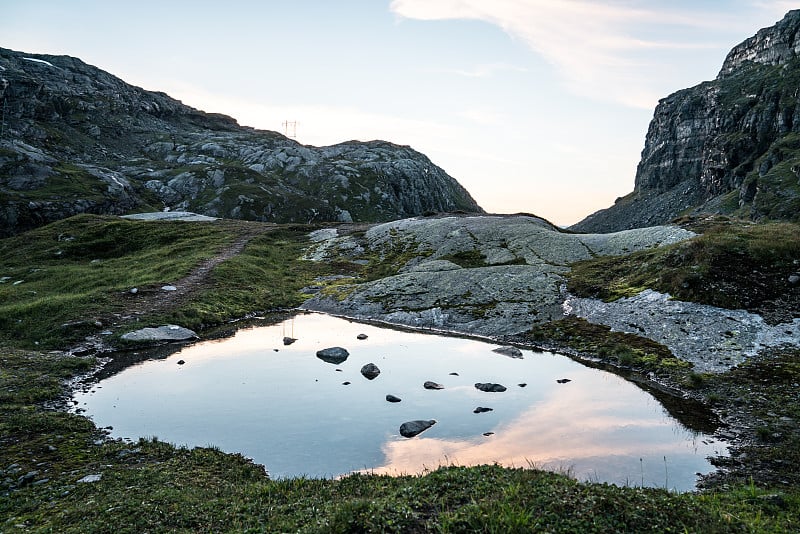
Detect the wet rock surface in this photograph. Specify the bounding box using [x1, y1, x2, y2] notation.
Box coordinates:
[475, 383, 507, 393]
[315, 347, 349, 364]
[360, 363, 381, 380]
[399, 420, 436, 438]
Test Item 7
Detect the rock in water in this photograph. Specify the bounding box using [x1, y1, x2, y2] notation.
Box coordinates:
[423, 381, 445, 390]
[357, 333, 368, 340]
[399, 420, 436, 438]
[474, 382, 507, 393]
[557, 378, 572, 384]
[386, 394, 402, 403]
[473, 407, 493, 413]
[360, 363, 381, 380]
[492, 346, 523, 358]
[316, 346, 349, 364]
[283, 337, 297, 345]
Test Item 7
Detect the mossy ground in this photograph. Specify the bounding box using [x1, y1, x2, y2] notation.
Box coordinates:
[567, 219, 800, 323]
[1, 215, 799, 531]
[522, 218, 800, 527]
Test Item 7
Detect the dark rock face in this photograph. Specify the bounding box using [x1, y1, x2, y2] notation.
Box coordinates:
[573, 10, 800, 232]
[315, 347, 349, 364]
[0, 47, 483, 236]
[399, 419, 436, 438]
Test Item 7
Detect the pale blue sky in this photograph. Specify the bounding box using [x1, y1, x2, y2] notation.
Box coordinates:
[2, 1, 797, 224]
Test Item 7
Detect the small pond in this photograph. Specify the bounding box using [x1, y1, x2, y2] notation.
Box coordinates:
[73, 313, 726, 490]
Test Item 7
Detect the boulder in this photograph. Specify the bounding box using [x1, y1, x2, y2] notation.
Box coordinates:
[475, 382, 507, 393]
[316, 346, 349, 364]
[386, 394, 402, 403]
[473, 407, 493, 413]
[423, 381, 444, 390]
[121, 325, 198, 342]
[399, 419, 436, 438]
[360, 363, 381, 380]
[357, 333, 368, 340]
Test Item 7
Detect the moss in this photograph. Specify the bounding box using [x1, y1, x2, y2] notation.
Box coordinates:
[528, 317, 690, 377]
[441, 249, 487, 268]
[567, 220, 800, 322]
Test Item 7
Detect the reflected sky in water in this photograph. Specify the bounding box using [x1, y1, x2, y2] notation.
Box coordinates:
[74, 313, 725, 490]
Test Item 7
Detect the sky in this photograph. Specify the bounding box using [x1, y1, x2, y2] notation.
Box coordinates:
[2, 1, 798, 225]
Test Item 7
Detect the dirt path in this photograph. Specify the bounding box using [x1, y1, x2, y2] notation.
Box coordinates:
[121, 220, 275, 318]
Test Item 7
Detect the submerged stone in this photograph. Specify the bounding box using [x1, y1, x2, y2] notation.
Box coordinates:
[399, 419, 436, 438]
[316, 346, 349, 364]
[492, 346, 523, 358]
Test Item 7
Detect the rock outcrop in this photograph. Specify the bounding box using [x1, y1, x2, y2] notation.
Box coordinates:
[573, 10, 800, 232]
[301, 215, 695, 336]
[0, 47, 482, 236]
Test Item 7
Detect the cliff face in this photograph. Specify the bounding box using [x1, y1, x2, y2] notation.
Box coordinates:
[572, 10, 800, 232]
[0, 48, 482, 236]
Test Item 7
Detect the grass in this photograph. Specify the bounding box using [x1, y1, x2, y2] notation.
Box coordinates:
[567, 220, 800, 322]
[163, 225, 342, 328]
[2, 215, 800, 531]
[0, 214, 240, 348]
[528, 316, 691, 377]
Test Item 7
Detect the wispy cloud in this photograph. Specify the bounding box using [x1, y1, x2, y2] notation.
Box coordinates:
[445, 61, 528, 78]
[390, 0, 792, 108]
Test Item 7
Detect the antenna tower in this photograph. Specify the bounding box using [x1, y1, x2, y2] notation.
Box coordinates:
[282, 120, 297, 139]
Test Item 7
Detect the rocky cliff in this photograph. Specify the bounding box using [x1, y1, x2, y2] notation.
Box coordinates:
[0, 47, 482, 236]
[572, 10, 800, 232]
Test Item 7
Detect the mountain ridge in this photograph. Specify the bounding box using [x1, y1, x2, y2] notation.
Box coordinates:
[0, 47, 483, 236]
[572, 10, 800, 232]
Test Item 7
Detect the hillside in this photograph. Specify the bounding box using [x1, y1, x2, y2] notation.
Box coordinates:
[0, 47, 482, 236]
[573, 10, 800, 232]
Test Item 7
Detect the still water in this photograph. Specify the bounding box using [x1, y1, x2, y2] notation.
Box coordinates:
[74, 313, 725, 490]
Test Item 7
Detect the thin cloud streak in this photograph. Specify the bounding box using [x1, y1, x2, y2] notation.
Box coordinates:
[390, 0, 784, 108]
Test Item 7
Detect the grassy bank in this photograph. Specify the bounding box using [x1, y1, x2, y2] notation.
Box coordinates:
[1, 215, 799, 531]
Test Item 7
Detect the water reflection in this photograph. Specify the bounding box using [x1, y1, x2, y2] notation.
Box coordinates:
[73, 313, 725, 490]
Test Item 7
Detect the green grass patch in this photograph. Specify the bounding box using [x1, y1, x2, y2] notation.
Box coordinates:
[567, 220, 800, 321]
[165, 226, 338, 328]
[528, 317, 690, 377]
[0, 214, 239, 348]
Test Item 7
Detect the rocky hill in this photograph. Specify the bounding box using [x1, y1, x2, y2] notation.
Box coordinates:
[0, 47, 482, 236]
[572, 10, 800, 232]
